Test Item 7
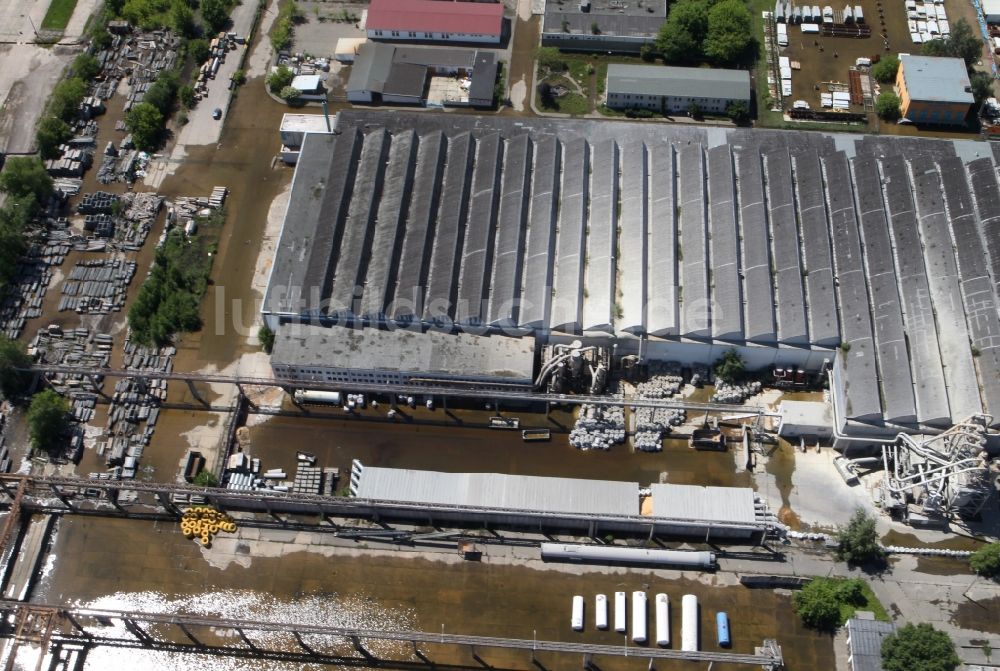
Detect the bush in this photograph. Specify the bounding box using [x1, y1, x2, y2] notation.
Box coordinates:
[793, 577, 869, 630]
[36, 117, 73, 160]
[876, 92, 901, 121]
[231, 69, 246, 86]
[271, 1, 300, 51]
[836, 508, 885, 566]
[188, 38, 211, 65]
[179, 84, 196, 109]
[534, 46, 566, 71]
[0, 157, 54, 204]
[49, 77, 87, 123]
[71, 53, 103, 81]
[27, 389, 70, 458]
[882, 623, 959, 671]
[267, 65, 294, 94]
[713, 349, 744, 383]
[871, 54, 899, 83]
[258, 324, 275, 353]
[970, 543, 1000, 578]
[125, 102, 165, 151]
[726, 100, 750, 125]
[193, 469, 219, 487]
[0, 335, 32, 399]
[279, 85, 301, 101]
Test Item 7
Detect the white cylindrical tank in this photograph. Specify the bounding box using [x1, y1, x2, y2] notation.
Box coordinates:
[595, 594, 608, 630]
[614, 591, 627, 633]
[571, 595, 584, 631]
[681, 594, 698, 652]
[631, 591, 647, 643]
[655, 593, 670, 646]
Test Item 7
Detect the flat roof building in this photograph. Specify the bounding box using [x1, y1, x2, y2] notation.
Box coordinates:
[542, 0, 667, 52]
[896, 54, 974, 125]
[365, 0, 504, 44]
[605, 64, 751, 114]
[270, 323, 535, 390]
[846, 615, 895, 671]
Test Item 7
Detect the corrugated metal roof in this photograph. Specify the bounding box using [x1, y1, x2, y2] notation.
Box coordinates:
[366, 0, 504, 36]
[900, 55, 973, 105]
[846, 617, 895, 671]
[650, 484, 757, 524]
[606, 65, 750, 102]
[355, 465, 639, 516]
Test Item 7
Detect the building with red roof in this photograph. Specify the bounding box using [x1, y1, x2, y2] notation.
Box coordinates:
[365, 0, 504, 44]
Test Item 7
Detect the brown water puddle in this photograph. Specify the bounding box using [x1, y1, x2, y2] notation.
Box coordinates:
[953, 595, 1000, 635]
[33, 515, 835, 670]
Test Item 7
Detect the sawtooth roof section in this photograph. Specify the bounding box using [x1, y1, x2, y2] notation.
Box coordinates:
[850, 155, 916, 424]
[328, 128, 389, 316]
[823, 151, 881, 422]
[456, 133, 503, 325]
[880, 156, 951, 425]
[966, 158, 1000, 308]
[678, 143, 709, 338]
[361, 130, 417, 320]
[520, 136, 560, 329]
[763, 148, 808, 344]
[790, 149, 839, 346]
[265, 131, 350, 316]
[735, 148, 776, 343]
[391, 130, 446, 321]
[582, 138, 618, 333]
[647, 142, 678, 337]
[488, 134, 532, 326]
[551, 138, 589, 333]
[617, 140, 647, 334]
[423, 132, 473, 323]
[707, 144, 742, 341]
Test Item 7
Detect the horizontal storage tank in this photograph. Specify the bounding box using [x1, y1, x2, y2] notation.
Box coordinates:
[571, 595, 584, 631]
[614, 591, 627, 633]
[716, 611, 731, 647]
[681, 594, 698, 652]
[540, 543, 716, 569]
[655, 593, 670, 646]
[596, 594, 608, 630]
[631, 591, 647, 643]
[293, 389, 342, 405]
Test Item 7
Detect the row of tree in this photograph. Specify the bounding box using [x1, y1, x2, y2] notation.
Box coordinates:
[653, 0, 754, 66]
[106, 0, 234, 35]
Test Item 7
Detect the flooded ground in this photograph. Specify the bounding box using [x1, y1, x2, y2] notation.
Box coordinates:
[31, 516, 836, 670]
[953, 595, 1000, 636]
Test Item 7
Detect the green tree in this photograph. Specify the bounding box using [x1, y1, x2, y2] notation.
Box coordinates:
[970, 70, 994, 108]
[49, 77, 87, 122]
[921, 19, 982, 67]
[27, 389, 70, 457]
[0, 157, 54, 203]
[125, 102, 165, 151]
[656, 0, 709, 63]
[188, 38, 211, 64]
[876, 92, 901, 121]
[201, 0, 230, 31]
[144, 69, 179, 115]
[258, 324, 275, 353]
[639, 44, 655, 61]
[969, 542, 1000, 578]
[193, 469, 219, 487]
[882, 623, 959, 671]
[792, 578, 865, 630]
[871, 54, 899, 83]
[704, 0, 753, 65]
[534, 46, 566, 71]
[267, 65, 295, 94]
[0, 335, 32, 399]
[726, 100, 750, 125]
[836, 508, 885, 565]
[178, 84, 196, 109]
[170, 0, 197, 36]
[123, 0, 172, 30]
[36, 117, 73, 160]
[71, 53, 102, 81]
[713, 348, 744, 382]
[231, 69, 246, 86]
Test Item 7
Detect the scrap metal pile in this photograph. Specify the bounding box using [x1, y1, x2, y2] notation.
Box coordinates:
[570, 399, 626, 450]
[880, 414, 1000, 520]
[632, 362, 687, 452]
[711, 380, 763, 404]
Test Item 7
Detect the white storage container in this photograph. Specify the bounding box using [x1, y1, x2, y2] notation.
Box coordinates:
[655, 593, 670, 646]
[631, 591, 647, 643]
[614, 591, 627, 633]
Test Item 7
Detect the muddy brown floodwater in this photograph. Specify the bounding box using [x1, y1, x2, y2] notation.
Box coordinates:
[241, 405, 752, 491]
[33, 516, 835, 670]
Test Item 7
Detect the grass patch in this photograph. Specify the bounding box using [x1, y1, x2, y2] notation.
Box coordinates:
[843, 580, 890, 623]
[537, 75, 590, 115]
[127, 211, 223, 346]
[41, 0, 79, 31]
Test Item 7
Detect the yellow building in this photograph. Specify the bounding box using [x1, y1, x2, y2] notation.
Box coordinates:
[895, 54, 974, 125]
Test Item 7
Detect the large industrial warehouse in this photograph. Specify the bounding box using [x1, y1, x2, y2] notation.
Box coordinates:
[263, 111, 1000, 438]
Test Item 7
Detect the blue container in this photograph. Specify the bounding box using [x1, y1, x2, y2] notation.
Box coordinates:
[716, 612, 731, 647]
